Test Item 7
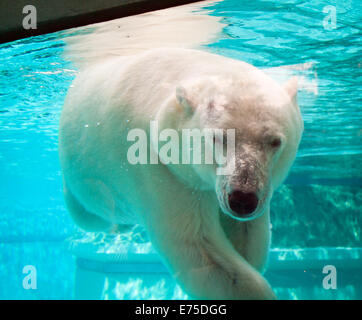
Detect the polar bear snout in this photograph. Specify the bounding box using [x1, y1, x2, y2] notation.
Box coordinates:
[216, 152, 270, 221]
[228, 190, 258, 217]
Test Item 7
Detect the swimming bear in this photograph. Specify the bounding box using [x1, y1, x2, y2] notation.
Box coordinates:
[59, 48, 303, 299]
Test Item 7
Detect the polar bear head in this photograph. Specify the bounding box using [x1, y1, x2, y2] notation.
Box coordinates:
[158, 73, 303, 221]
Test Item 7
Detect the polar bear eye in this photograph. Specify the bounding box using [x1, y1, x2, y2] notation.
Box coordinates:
[213, 133, 227, 145]
[270, 137, 282, 148]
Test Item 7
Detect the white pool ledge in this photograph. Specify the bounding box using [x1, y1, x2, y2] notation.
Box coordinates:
[68, 237, 362, 273]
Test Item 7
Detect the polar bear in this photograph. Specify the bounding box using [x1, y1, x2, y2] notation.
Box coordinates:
[59, 48, 303, 299]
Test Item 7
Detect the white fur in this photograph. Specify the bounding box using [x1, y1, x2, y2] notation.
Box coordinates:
[59, 48, 303, 299]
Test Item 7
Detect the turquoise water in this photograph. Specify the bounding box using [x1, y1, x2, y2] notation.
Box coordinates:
[0, 0, 361, 299]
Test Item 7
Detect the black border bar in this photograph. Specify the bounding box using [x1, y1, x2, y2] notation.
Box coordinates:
[0, 0, 205, 44]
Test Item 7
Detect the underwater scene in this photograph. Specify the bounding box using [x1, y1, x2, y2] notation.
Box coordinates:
[0, 0, 361, 300]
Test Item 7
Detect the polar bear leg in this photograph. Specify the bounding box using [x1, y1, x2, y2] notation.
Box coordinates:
[220, 206, 271, 273]
[147, 202, 275, 299]
[63, 181, 112, 232]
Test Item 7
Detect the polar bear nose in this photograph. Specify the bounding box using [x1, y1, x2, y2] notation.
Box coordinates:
[228, 191, 258, 216]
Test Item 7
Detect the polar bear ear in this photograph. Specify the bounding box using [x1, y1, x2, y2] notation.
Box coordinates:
[176, 86, 195, 116]
[283, 76, 298, 103]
